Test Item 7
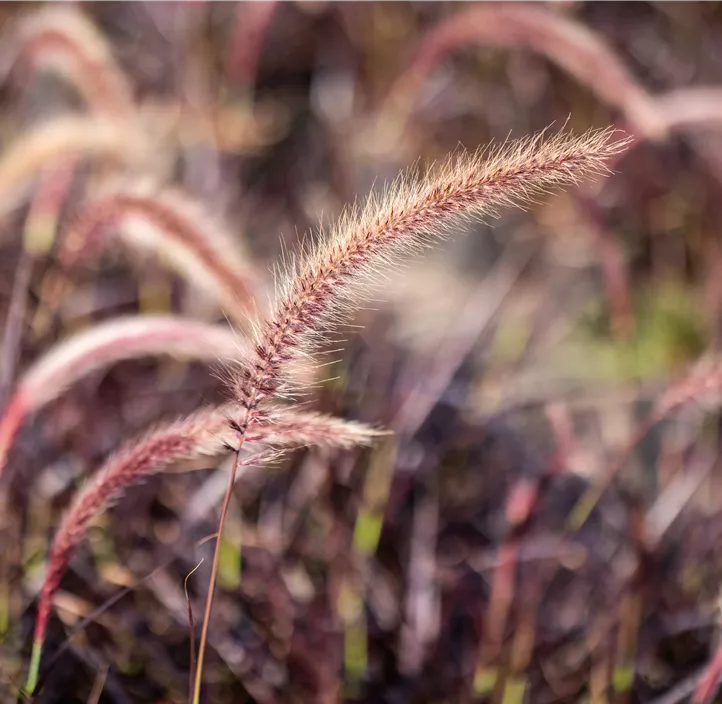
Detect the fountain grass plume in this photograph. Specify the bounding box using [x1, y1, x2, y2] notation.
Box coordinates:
[27, 404, 384, 692]
[60, 184, 262, 323]
[188, 126, 631, 703]
[234, 127, 631, 417]
[0, 116, 140, 222]
[12, 6, 134, 118]
[383, 4, 664, 141]
[0, 316, 251, 478]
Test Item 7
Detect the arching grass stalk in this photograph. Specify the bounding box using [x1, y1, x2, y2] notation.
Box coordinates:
[192, 127, 630, 700]
[60, 187, 261, 323]
[0, 316, 249, 478]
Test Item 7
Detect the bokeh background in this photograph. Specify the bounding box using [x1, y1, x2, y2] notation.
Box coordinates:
[4, 2, 722, 702]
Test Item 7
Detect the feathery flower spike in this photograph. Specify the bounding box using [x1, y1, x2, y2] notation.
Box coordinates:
[0, 116, 142, 223]
[190, 127, 631, 702]
[0, 316, 250, 477]
[60, 186, 261, 322]
[12, 7, 134, 118]
[234, 128, 631, 420]
[384, 4, 664, 141]
[28, 404, 383, 691]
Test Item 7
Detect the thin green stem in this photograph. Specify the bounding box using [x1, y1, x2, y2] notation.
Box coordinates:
[25, 639, 42, 694]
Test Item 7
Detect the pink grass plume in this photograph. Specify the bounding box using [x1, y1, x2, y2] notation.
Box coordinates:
[190, 125, 631, 701]
[28, 404, 384, 691]
[60, 185, 262, 323]
[0, 316, 250, 478]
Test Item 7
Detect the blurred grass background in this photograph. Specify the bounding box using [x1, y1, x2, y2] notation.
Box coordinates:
[4, 1, 722, 702]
